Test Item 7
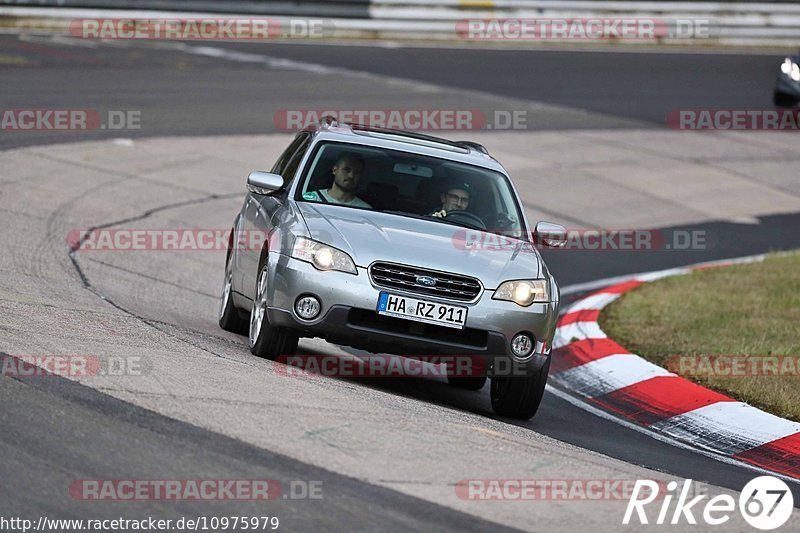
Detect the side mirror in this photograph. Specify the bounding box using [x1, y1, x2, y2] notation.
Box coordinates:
[534, 221, 567, 248]
[247, 171, 285, 195]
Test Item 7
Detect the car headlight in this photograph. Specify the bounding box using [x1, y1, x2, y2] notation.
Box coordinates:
[781, 58, 800, 82]
[493, 279, 549, 306]
[291, 237, 357, 274]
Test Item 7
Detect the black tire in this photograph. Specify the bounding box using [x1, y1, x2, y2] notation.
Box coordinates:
[490, 358, 550, 419]
[249, 263, 298, 360]
[219, 249, 247, 334]
[447, 375, 488, 390]
[774, 90, 797, 108]
[250, 322, 299, 360]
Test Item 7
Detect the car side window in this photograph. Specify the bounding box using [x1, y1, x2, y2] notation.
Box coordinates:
[271, 132, 310, 177]
[280, 135, 312, 186]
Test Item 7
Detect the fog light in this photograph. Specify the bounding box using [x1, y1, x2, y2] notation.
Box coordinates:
[510, 333, 534, 359]
[295, 296, 321, 320]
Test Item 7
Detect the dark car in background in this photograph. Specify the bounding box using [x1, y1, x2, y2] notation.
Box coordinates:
[775, 55, 800, 106]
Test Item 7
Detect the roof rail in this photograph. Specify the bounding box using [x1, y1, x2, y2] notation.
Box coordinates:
[346, 123, 472, 152]
[453, 141, 489, 155]
[316, 120, 492, 156]
[320, 115, 338, 128]
[348, 123, 460, 146]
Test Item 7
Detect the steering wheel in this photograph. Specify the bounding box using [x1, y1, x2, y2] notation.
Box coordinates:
[444, 210, 486, 230]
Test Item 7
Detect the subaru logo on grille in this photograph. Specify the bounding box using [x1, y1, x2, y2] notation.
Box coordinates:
[416, 275, 437, 287]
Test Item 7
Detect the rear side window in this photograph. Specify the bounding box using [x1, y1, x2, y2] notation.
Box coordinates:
[281, 135, 312, 186]
[271, 132, 310, 178]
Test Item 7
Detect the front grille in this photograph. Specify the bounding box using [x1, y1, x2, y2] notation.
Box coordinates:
[369, 262, 482, 301]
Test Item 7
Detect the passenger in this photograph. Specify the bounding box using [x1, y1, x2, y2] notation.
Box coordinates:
[430, 179, 471, 218]
[307, 153, 372, 208]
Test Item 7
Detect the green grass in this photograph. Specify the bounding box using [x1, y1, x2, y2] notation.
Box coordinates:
[600, 252, 800, 421]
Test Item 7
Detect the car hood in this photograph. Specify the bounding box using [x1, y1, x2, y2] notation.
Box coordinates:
[297, 202, 541, 289]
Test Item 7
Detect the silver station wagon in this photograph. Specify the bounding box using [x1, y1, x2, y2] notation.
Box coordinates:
[219, 120, 566, 419]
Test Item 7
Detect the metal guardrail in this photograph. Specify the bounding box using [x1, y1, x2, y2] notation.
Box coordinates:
[1, 0, 800, 45]
[0, 1, 372, 18]
[376, 0, 800, 9]
[370, 0, 800, 45]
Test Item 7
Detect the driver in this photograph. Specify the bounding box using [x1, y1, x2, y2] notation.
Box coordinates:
[430, 179, 471, 218]
[307, 153, 372, 208]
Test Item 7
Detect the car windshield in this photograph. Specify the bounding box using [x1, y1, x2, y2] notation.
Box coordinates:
[295, 141, 526, 237]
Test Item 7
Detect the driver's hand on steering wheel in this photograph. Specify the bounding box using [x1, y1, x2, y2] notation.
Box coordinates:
[430, 209, 447, 218]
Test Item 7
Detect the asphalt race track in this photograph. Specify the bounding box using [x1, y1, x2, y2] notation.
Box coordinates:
[2, 33, 800, 531]
[0, 36, 787, 149]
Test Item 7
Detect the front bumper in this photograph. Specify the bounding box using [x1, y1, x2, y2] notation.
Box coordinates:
[265, 254, 558, 374]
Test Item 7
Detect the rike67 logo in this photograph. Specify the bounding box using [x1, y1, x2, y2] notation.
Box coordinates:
[624, 476, 794, 530]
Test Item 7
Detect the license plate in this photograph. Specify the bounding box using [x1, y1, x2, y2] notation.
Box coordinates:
[376, 292, 467, 329]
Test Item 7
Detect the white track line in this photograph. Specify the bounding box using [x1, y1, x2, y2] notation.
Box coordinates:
[545, 384, 800, 486]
